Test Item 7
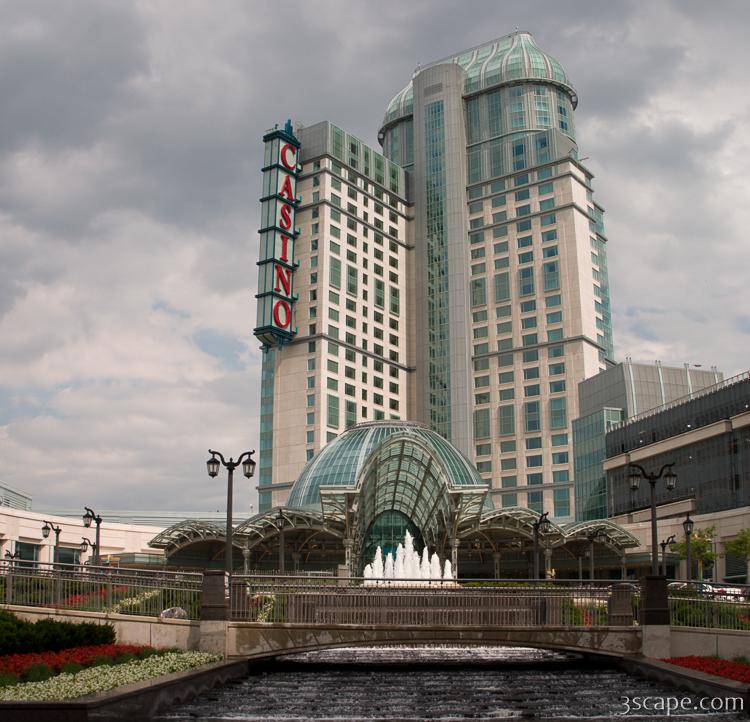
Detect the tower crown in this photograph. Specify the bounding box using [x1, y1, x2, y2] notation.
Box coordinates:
[381, 31, 576, 138]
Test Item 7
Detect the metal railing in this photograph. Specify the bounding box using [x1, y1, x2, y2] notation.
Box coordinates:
[0, 560, 202, 619]
[230, 575, 630, 627]
[668, 580, 750, 631]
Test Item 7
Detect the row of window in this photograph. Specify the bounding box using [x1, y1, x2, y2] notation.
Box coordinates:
[500, 487, 570, 516]
[474, 397, 568, 440]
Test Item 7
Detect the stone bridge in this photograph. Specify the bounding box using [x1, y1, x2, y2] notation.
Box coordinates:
[199, 572, 649, 659]
[223, 621, 643, 660]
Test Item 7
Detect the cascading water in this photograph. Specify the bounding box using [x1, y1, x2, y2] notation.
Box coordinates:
[363, 530, 453, 584]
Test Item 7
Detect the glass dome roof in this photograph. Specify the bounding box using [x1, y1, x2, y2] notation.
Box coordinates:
[381, 31, 576, 132]
[286, 421, 484, 509]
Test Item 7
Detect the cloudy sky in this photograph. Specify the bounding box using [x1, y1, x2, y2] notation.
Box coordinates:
[1, 0, 748, 514]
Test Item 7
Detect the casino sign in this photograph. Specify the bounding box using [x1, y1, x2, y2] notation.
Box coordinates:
[254, 119, 300, 348]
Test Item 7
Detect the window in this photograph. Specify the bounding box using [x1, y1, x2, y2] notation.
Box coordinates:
[553, 470, 570, 483]
[541, 213, 556, 226]
[552, 451, 569, 464]
[543, 261, 559, 291]
[498, 405, 515, 436]
[498, 371, 514, 384]
[518, 267, 535, 296]
[494, 257, 509, 270]
[538, 181, 553, 195]
[475, 392, 490, 404]
[524, 384, 540, 397]
[541, 229, 557, 242]
[527, 490, 543, 513]
[549, 362, 565, 375]
[526, 454, 543, 467]
[520, 299, 536, 313]
[518, 251, 533, 264]
[522, 333, 538, 346]
[546, 312, 563, 325]
[501, 476, 516, 488]
[514, 189, 530, 201]
[548, 345, 564, 358]
[494, 272, 510, 302]
[474, 408, 490, 440]
[552, 433, 568, 446]
[499, 388, 514, 400]
[522, 349, 539, 362]
[549, 379, 566, 393]
[476, 443, 492, 456]
[543, 246, 558, 258]
[550, 397, 567, 428]
[327, 394, 339, 427]
[500, 440, 516, 452]
[502, 493, 517, 508]
[516, 219, 532, 233]
[501, 458, 517, 470]
[545, 294, 561, 307]
[471, 278, 487, 307]
[539, 198, 555, 211]
[547, 329, 563, 341]
[524, 401, 540, 432]
[521, 317, 537, 329]
[554, 488, 570, 517]
[516, 204, 531, 217]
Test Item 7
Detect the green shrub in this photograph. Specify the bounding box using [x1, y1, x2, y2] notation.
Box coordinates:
[0, 612, 115, 655]
[25, 664, 54, 682]
[0, 673, 19, 688]
[60, 662, 85, 674]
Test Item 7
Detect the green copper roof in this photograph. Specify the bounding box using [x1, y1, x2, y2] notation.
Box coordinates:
[286, 421, 485, 510]
[382, 31, 576, 130]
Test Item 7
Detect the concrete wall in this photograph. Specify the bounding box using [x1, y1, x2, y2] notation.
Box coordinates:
[670, 626, 750, 660]
[3, 604, 200, 650]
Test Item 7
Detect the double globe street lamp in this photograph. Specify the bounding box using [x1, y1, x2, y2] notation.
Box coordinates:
[80, 536, 98, 562]
[82, 507, 103, 566]
[206, 449, 256, 576]
[628, 463, 677, 575]
[532, 511, 553, 579]
[41, 520, 62, 565]
[683, 512, 694, 582]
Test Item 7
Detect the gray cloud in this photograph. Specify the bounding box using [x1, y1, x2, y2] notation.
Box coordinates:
[0, 0, 748, 512]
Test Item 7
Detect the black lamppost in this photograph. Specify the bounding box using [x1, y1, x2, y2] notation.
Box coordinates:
[206, 449, 256, 576]
[660, 534, 676, 576]
[80, 537, 97, 562]
[587, 527, 607, 580]
[41, 520, 62, 565]
[276, 508, 286, 573]
[628, 463, 677, 575]
[82, 507, 102, 565]
[683, 512, 694, 582]
[532, 512, 552, 579]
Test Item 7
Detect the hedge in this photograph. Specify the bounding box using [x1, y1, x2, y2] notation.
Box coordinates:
[0, 610, 115, 656]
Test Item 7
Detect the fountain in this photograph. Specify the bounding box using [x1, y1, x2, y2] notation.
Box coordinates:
[363, 530, 454, 585]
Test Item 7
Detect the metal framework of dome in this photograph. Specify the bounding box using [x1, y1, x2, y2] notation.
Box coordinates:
[381, 30, 577, 134]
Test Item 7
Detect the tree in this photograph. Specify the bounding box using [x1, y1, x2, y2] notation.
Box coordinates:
[723, 529, 750, 582]
[670, 526, 715, 580]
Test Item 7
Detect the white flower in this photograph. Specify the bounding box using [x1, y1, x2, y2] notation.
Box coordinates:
[0, 652, 222, 701]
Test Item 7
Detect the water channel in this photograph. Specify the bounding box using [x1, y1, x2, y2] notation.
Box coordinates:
[155, 646, 746, 721]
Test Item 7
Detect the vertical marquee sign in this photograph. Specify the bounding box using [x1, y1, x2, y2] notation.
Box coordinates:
[254, 119, 300, 348]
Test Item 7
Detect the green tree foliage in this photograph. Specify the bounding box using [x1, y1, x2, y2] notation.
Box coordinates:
[670, 526, 715, 580]
[723, 529, 750, 563]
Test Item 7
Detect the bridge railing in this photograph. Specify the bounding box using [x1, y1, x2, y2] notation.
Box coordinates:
[230, 575, 630, 627]
[0, 560, 202, 618]
[667, 581, 750, 631]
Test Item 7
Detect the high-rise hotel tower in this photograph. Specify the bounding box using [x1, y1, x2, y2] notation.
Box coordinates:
[256, 31, 614, 521]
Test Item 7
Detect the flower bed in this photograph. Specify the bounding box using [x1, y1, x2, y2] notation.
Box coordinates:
[0, 644, 154, 681]
[0, 651, 221, 701]
[663, 656, 750, 684]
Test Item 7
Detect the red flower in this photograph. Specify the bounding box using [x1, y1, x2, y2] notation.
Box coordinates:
[663, 656, 750, 684]
[0, 644, 155, 678]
